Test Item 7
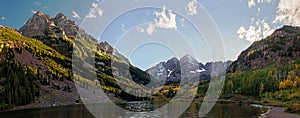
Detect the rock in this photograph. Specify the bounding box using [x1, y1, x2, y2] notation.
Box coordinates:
[19, 11, 78, 38]
[19, 11, 51, 38]
[146, 55, 232, 84]
[52, 13, 79, 37]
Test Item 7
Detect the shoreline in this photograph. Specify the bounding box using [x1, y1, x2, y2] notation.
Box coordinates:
[243, 103, 300, 118]
[265, 107, 300, 118]
[1, 98, 300, 118]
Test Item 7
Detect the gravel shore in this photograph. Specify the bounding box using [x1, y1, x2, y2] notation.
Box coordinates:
[265, 107, 300, 118]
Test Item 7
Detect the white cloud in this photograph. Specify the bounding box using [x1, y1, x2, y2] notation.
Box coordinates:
[97, 8, 104, 17]
[238, 0, 279, 42]
[91, 2, 98, 8]
[248, 0, 256, 8]
[72, 11, 81, 20]
[257, 0, 273, 3]
[86, 7, 103, 18]
[237, 26, 247, 39]
[86, 2, 104, 18]
[262, 21, 274, 37]
[186, 0, 198, 16]
[86, 12, 96, 18]
[137, 6, 177, 35]
[1, 16, 5, 21]
[237, 20, 274, 42]
[273, 0, 300, 26]
[153, 6, 177, 30]
[136, 26, 145, 33]
[237, 26, 261, 42]
[146, 23, 156, 35]
[139, 6, 177, 35]
[247, 0, 273, 8]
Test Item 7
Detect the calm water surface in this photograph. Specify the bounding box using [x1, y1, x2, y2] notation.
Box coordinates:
[0, 102, 267, 118]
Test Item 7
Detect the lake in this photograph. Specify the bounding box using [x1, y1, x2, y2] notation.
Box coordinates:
[0, 102, 268, 118]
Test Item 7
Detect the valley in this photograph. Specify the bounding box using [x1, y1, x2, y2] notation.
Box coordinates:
[0, 10, 300, 117]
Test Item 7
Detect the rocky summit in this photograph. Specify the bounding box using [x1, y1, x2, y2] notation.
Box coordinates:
[19, 11, 52, 38]
[146, 54, 232, 84]
[19, 11, 79, 38]
[52, 13, 79, 37]
[19, 11, 86, 57]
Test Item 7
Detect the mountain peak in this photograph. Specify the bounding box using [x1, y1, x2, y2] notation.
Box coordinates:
[99, 41, 113, 54]
[20, 11, 78, 38]
[32, 11, 50, 19]
[54, 13, 69, 20]
[51, 13, 78, 37]
[34, 10, 43, 16]
[181, 54, 193, 59]
[19, 11, 51, 38]
[180, 54, 197, 61]
[168, 57, 179, 63]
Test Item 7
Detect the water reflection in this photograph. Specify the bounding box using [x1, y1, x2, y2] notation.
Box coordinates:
[0, 102, 267, 118]
[0, 105, 94, 118]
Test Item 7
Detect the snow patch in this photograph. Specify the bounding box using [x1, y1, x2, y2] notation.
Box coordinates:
[168, 70, 173, 77]
[190, 71, 196, 74]
[190, 68, 206, 74]
[157, 72, 163, 76]
[196, 68, 206, 72]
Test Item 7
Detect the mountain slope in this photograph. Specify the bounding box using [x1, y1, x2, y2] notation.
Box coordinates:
[0, 11, 160, 110]
[228, 25, 300, 73]
[224, 26, 300, 106]
[0, 26, 78, 110]
[19, 11, 91, 58]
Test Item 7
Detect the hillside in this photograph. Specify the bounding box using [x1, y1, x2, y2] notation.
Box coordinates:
[19, 11, 96, 58]
[0, 11, 160, 110]
[228, 25, 300, 73]
[0, 26, 78, 110]
[224, 25, 300, 113]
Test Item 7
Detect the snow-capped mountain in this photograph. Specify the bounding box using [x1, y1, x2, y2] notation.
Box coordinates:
[146, 55, 232, 84]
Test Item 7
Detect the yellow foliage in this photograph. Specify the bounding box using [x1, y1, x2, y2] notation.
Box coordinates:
[0, 43, 4, 49]
[296, 76, 300, 86]
[172, 87, 181, 91]
[287, 75, 292, 80]
[246, 50, 255, 57]
[279, 81, 285, 89]
[161, 90, 169, 93]
[286, 79, 294, 88]
[293, 81, 298, 87]
[279, 78, 298, 89]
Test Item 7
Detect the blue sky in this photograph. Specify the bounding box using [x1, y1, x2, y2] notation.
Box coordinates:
[0, 0, 296, 70]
